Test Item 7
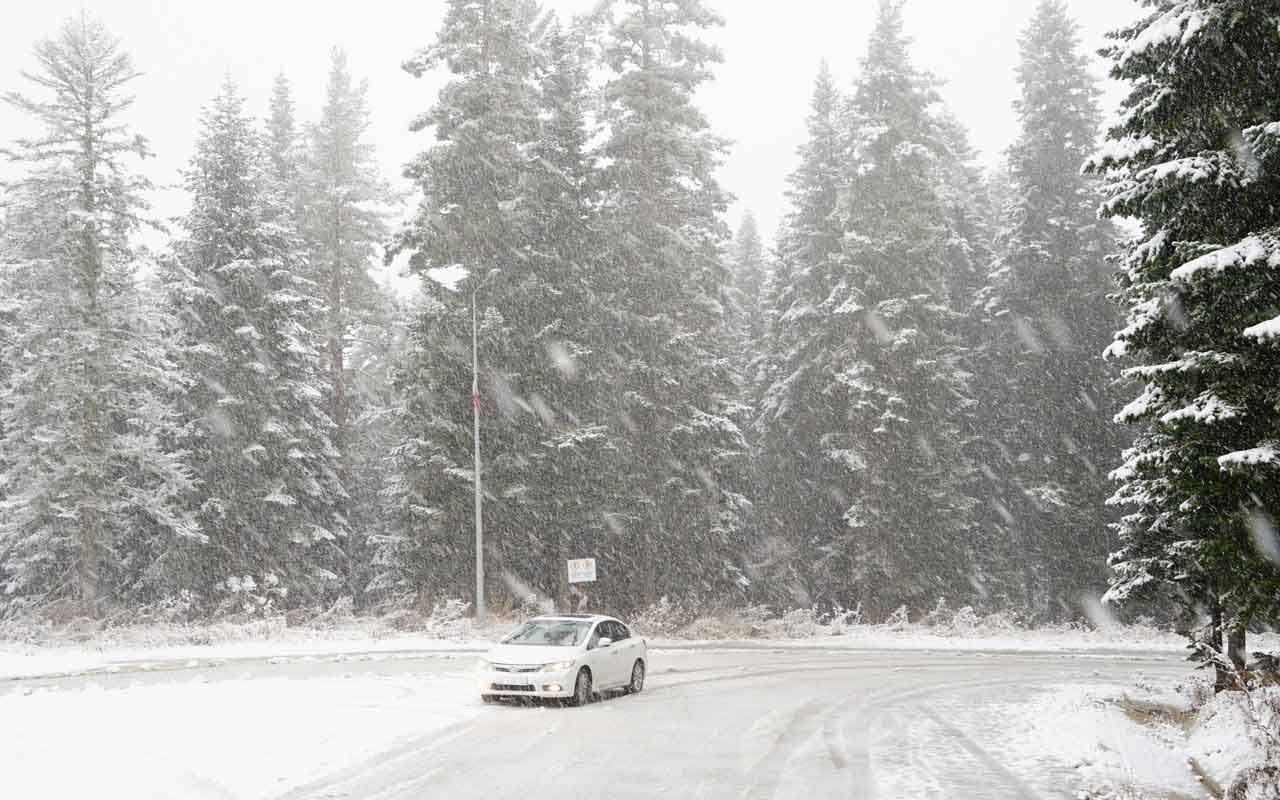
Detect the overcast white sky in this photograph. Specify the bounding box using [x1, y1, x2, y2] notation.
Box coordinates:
[1, 0, 1143, 241]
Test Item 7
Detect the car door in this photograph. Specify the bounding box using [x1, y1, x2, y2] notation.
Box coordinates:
[610, 622, 640, 684]
[608, 621, 636, 686]
[583, 622, 613, 687]
[590, 621, 624, 687]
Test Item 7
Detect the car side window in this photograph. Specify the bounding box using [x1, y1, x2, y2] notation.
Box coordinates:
[595, 622, 621, 645]
[587, 623, 603, 650]
[612, 622, 630, 641]
[599, 622, 619, 643]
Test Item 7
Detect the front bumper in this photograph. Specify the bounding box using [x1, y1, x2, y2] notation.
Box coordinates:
[478, 667, 575, 698]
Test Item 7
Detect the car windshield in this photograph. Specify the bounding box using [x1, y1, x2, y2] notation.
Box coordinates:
[501, 620, 592, 647]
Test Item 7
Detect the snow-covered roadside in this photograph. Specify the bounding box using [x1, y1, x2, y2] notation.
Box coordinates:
[1189, 685, 1280, 798]
[0, 633, 492, 681]
[656, 627, 1210, 654]
[3, 621, 1275, 682]
[0, 668, 482, 800]
[992, 682, 1203, 798]
[989, 680, 1280, 799]
[0, 629, 1183, 682]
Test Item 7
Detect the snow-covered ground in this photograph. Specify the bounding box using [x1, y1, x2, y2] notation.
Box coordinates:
[6, 616, 1262, 681]
[0, 668, 482, 800]
[991, 680, 1280, 798]
[0, 631, 491, 681]
[992, 682, 1204, 797]
[3, 640, 1272, 799]
[2, 613, 1273, 798]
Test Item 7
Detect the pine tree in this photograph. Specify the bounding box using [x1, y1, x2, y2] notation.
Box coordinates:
[262, 73, 307, 245]
[756, 62, 847, 606]
[774, 1, 979, 617]
[170, 78, 346, 609]
[728, 212, 768, 367]
[597, 0, 751, 607]
[0, 16, 197, 613]
[505, 17, 623, 610]
[382, 0, 546, 604]
[972, 0, 1121, 617]
[352, 290, 416, 607]
[266, 72, 301, 190]
[1088, 0, 1280, 680]
[300, 49, 395, 606]
[0, 206, 16, 529]
[726, 211, 770, 594]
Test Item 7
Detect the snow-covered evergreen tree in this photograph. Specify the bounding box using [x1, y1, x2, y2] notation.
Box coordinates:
[822, 0, 978, 616]
[597, 0, 751, 606]
[755, 62, 848, 606]
[262, 72, 307, 237]
[382, 0, 546, 604]
[1088, 0, 1280, 677]
[504, 17, 625, 610]
[299, 49, 395, 606]
[759, 4, 982, 617]
[266, 72, 301, 190]
[972, 0, 1121, 617]
[169, 78, 346, 609]
[0, 204, 16, 539]
[729, 212, 768, 350]
[0, 16, 198, 614]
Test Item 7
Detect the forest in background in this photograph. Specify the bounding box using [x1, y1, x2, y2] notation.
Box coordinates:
[1, 0, 1277, 676]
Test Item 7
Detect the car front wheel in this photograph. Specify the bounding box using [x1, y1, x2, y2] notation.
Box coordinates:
[568, 668, 592, 707]
[626, 660, 645, 694]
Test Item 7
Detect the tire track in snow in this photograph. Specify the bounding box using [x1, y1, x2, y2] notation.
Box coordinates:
[750, 675, 1041, 800]
[276, 653, 1180, 800]
[273, 716, 477, 800]
[827, 676, 1027, 800]
[740, 699, 829, 800]
[914, 703, 1041, 800]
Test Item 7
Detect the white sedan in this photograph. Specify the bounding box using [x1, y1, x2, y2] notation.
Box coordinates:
[477, 614, 647, 706]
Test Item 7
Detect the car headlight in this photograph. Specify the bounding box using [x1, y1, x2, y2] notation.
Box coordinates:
[542, 660, 575, 672]
[476, 657, 492, 670]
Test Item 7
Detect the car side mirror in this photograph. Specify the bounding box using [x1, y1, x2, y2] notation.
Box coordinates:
[598, 637, 613, 648]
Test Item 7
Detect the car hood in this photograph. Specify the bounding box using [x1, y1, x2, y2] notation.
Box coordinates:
[484, 644, 581, 666]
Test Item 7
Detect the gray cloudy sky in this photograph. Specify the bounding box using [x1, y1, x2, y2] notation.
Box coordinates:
[1, 0, 1143, 241]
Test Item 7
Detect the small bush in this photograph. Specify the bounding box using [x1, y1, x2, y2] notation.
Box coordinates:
[884, 605, 912, 630]
[678, 604, 773, 640]
[631, 596, 695, 637]
[306, 596, 355, 630]
[422, 598, 473, 638]
[767, 607, 822, 639]
[822, 603, 863, 635]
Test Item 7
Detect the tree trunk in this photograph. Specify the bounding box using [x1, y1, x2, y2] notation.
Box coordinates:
[77, 510, 100, 617]
[1209, 602, 1234, 692]
[1226, 621, 1247, 676]
[554, 521, 568, 613]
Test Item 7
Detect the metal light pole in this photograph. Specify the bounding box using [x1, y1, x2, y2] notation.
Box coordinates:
[471, 269, 500, 624]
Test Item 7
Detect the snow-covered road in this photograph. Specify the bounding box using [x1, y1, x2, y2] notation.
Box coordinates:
[0, 647, 1192, 799]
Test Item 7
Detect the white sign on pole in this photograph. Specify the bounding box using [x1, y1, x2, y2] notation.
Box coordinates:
[567, 558, 597, 584]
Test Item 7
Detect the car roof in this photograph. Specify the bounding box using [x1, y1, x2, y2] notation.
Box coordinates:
[531, 614, 617, 623]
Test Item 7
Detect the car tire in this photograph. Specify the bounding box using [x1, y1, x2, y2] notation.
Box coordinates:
[626, 659, 645, 694]
[568, 667, 592, 707]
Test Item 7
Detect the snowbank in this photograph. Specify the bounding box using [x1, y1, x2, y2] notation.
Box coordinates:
[2, 602, 1274, 682]
[1190, 685, 1280, 798]
[0, 621, 1250, 683]
[992, 682, 1203, 798]
[991, 679, 1280, 799]
[0, 632, 492, 681]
